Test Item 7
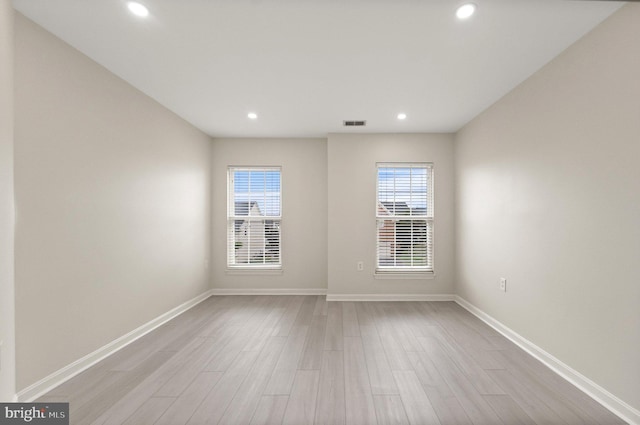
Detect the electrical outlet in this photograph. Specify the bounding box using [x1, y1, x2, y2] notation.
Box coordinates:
[499, 278, 507, 292]
[357, 261, 364, 271]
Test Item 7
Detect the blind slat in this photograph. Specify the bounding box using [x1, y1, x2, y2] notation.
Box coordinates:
[228, 167, 282, 268]
[376, 163, 434, 271]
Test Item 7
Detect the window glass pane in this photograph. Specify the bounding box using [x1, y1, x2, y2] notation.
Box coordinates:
[265, 170, 281, 217]
[377, 164, 433, 271]
[229, 167, 281, 268]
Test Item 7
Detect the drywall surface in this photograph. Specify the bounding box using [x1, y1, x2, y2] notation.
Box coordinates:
[327, 133, 455, 295]
[14, 14, 212, 390]
[0, 0, 15, 402]
[211, 138, 328, 291]
[455, 4, 640, 412]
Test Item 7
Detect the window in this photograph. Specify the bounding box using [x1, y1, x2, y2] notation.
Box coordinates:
[228, 167, 281, 268]
[376, 163, 434, 273]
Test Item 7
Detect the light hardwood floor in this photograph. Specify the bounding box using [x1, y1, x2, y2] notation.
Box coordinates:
[37, 296, 626, 425]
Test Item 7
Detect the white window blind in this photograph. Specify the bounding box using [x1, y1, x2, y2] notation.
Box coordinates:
[376, 163, 434, 272]
[228, 167, 281, 268]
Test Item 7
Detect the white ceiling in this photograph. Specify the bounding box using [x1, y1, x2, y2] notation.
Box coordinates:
[12, 0, 623, 138]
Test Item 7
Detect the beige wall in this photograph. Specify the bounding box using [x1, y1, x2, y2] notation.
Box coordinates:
[328, 134, 455, 295]
[455, 4, 640, 412]
[14, 14, 212, 391]
[0, 0, 15, 401]
[211, 135, 455, 296]
[211, 138, 327, 291]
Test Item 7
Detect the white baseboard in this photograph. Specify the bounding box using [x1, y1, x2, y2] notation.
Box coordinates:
[210, 288, 327, 296]
[16, 289, 214, 403]
[326, 293, 455, 302]
[454, 296, 639, 425]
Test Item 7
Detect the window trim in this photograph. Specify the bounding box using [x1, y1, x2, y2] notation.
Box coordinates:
[227, 166, 282, 271]
[375, 162, 434, 276]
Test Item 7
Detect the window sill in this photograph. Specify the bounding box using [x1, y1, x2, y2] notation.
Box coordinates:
[374, 271, 436, 280]
[226, 267, 283, 276]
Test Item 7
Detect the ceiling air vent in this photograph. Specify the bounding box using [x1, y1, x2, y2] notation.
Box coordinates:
[343, 120, 367, 127]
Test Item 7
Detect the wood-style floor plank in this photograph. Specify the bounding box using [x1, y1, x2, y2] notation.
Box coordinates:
[385, 303, 424, 352]
[404, 302, 438, 335]
[485, 369, 565, 425]
[373, 395, 410, 425]
[249, 396, 289, 425]
[354, 302, 376, 327]
[90, 347, 201, 425]
[154, 371, 223, 425]
[203, 298, 278, 373]
[406, 351, 473, 425]
[282, 370, 321, 425]
[324, 302, 344, 350]
[186, 351, 259, 425]
[360, 324, 398, 395]
[430, 311, 505, 369]
[121, 397, 174, 425]
[31, 297, 625, 425]
[496, 348, 626, 424]
[294, 295, 319, 327]
[489, 351, 592, 424]
[343, 336, 378, 425]
[419, 338, 504, 425]
[482, 395, 537, 425]
[369, 302, 414, 371]
[154, 337, 221, 397]
[342, 302, 360, 337]
[272, 296, 305, 337]
[202, 324, 249, 372]
[264, 325, 309, 395]
[393, 370, 442, 424]
[218, 336, 287, 425]
[420, 330, 505, 396]
[298, 315, 327, 370]
[313, 295, 328, 317]
[315, 350, 346, 425]
[242, 297, 289, 351]
[56, 371, 129, 424]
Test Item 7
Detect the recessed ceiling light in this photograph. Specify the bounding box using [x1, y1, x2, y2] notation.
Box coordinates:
[247, 112, 258, 120]
[127, 2, 149, 18]
[397, 113, 407, 120]
[456, 3, 476, 20]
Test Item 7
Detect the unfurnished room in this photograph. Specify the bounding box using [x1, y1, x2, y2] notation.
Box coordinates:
[0, 0, 639, 424]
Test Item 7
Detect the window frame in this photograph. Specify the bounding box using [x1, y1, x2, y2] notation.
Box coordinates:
[227, 166, 282, 271]
[375, 162, 434, 276]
